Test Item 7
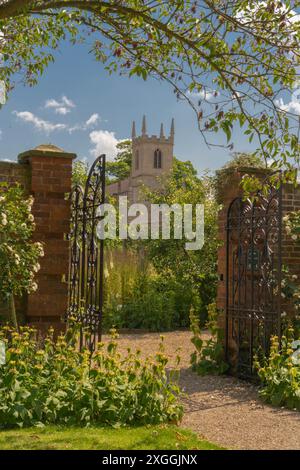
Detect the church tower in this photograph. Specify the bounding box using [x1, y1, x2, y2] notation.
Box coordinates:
[131, 116, 174, 182]
[106, 116, 174, 204]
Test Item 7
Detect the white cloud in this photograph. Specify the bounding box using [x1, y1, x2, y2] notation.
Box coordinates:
[275, 88, 300, 115]
[89, 130, 119, 159]
[187, 89, 217, 101]
[13, 108, 101, 134]
[55, 107, 69, 115]
[13, 111, 67, 133]
[86, 113, 99, 127]
[69, 113, 100, 133]
[45, 95, 75, 115]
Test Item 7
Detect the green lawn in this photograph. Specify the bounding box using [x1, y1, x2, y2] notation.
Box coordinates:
[0, 425, 222, 450]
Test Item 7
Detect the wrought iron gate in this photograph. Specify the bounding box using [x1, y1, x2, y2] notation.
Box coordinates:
[225, 181, 282, 378]
[66, 155, 106, 351]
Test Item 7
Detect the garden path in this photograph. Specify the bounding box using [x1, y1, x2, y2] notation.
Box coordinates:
[103, 330, 300, 450]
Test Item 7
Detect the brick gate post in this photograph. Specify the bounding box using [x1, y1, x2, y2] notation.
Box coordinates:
[18, 145, 76, 333]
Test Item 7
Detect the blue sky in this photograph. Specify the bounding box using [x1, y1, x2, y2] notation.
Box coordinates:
[0, 40, 258, 173]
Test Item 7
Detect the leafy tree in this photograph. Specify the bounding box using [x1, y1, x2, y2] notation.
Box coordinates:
[143, 158, 220, 323]
[106, 140, 132, 182]
[1, 2, 300, 176]
[72, 159, 89, 187]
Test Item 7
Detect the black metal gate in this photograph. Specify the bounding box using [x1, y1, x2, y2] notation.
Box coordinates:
[225, 182, 282, 378]
[66, 155, 106, 351]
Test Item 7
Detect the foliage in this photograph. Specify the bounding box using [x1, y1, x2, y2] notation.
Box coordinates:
[0, 324, 183, 429]
[281, 266, 300, 334]
[106, 140, 132, 183]
[72, 160, 89, 187]
[2, 2, 300, 176]
[102, 157, 219, 330]
[254, 328, 300, 411]
[103, 249, 192, 331]
[0, 425, 223, 450]
[284, 210, 300, 244]
[190, 303, 228, 376]
[143, 158, 220, 323]
[0, 183, 44, 325]
[214, 152, 266, 202]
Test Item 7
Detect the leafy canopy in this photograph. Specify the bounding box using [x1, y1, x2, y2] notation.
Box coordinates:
[2, 1, 300, 177]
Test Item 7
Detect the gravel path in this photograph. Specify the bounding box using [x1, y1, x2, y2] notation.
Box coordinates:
[103, 330, 300, 450]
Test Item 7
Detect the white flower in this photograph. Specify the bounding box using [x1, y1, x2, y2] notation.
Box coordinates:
[291, 349, 300, 366]
[27, 196, 34, 207]
[33, 263, 40, 273]
[281, 292, 286, 298]
[14, 253, 20, 265]
[292, 274, 298, 281]
[0, 196, 5, 203]
[28, 214, 34, 222]
[1, 212, 7, 226]
[291, 340, 300, 350]
[291, 234, 298, 241]
[31, 282, 38, 292]
[35, 242, 44, 257]
[286, 226, 292, 235]
[281, 311, 287, 318]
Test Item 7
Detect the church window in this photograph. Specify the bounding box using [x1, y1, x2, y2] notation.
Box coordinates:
[135, 150, 139, 170]
[154, 149, 162, 169]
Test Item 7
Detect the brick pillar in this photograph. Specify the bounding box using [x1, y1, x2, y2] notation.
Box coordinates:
[18, 145, 76, 333]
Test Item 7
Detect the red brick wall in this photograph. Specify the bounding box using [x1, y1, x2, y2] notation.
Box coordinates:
[0, 161, 30, 189]
[0, 147, 76, 332]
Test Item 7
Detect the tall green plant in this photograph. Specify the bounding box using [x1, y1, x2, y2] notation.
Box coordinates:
[190, 303, 228, 376]
[254, 328, 300, 410]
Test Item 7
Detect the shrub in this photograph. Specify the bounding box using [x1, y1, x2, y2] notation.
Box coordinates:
[190, 303, 228, 375]
[104, 275, 176, 331]
[0, 183, 44, 326]
[0, 325, 183, 428]
[254, 328, 300, 410]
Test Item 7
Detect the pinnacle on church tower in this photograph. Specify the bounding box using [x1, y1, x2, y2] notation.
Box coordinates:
[142, 115, 147, 136]
[160, 123, 165, 139]
[132, 121, 136, 139]
[170, 118, 175, 141]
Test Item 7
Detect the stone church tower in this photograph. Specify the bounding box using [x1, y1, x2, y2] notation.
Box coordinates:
[107, 116, 174, 203]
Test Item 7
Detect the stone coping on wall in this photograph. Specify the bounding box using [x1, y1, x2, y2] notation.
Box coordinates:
[18, 148, 77, 163]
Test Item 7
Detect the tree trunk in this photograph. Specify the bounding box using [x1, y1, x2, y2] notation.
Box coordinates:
[9, 294, 18, 330]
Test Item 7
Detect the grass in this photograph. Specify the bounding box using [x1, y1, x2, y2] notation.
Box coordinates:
[0, 425, 222, 450]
